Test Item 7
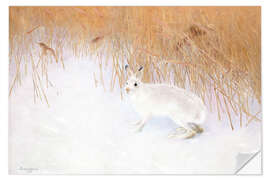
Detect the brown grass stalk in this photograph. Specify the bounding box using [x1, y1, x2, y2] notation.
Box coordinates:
[9, 6, 261, 129]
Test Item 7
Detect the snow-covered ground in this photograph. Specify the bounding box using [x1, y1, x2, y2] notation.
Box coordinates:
[9, 57, 261, 174]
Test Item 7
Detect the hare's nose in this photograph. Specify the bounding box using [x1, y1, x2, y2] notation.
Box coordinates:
[125, 87, 130, 93]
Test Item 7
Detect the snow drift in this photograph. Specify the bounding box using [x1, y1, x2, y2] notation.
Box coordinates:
[9, 57, 261, 174]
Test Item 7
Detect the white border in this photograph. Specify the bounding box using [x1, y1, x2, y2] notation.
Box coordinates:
[0, 0, 9, 178]
[1, 0, 269, 180]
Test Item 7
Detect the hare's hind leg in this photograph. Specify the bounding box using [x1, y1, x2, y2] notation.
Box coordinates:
[168, 114, 197, 139]
[188, 123, 204, 134]
[169, 123, 203, 139]
[168, 127, 185, 138]
[168, 128, 196, 139]
[182, 129, 196, 139]
[176, 126, 186, 133]
[168, 122, 196, 139]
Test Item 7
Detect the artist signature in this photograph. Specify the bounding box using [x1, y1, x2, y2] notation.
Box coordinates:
[18, 166, 39, 173]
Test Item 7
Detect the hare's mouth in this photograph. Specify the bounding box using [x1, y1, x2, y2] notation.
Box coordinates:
[125, 87, 130, 94]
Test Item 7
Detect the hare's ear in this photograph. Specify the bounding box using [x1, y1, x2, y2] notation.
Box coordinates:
[136, 66, 144, 80]
[125, 64, 133, 76]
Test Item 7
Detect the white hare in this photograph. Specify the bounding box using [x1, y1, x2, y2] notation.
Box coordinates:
[124, 65, 207, 139]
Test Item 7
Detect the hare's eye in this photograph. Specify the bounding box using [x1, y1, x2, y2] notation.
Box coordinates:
[134, 83, 138, 87]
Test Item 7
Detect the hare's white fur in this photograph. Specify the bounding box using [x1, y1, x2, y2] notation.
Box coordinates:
[124, 66, 207, 139]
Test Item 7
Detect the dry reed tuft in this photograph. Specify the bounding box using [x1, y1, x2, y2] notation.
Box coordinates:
[9, 7, 261, 129]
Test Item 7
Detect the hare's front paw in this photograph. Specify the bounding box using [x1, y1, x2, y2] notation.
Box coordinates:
[129, 116, 150, 133]
[129, 121, 145, 133]
[130, 120, 142, 126]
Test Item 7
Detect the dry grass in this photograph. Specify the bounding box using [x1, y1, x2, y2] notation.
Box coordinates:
[9, 7, 261, 129]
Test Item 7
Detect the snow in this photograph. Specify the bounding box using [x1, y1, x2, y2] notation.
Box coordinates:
[9, 57, 261, 174]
